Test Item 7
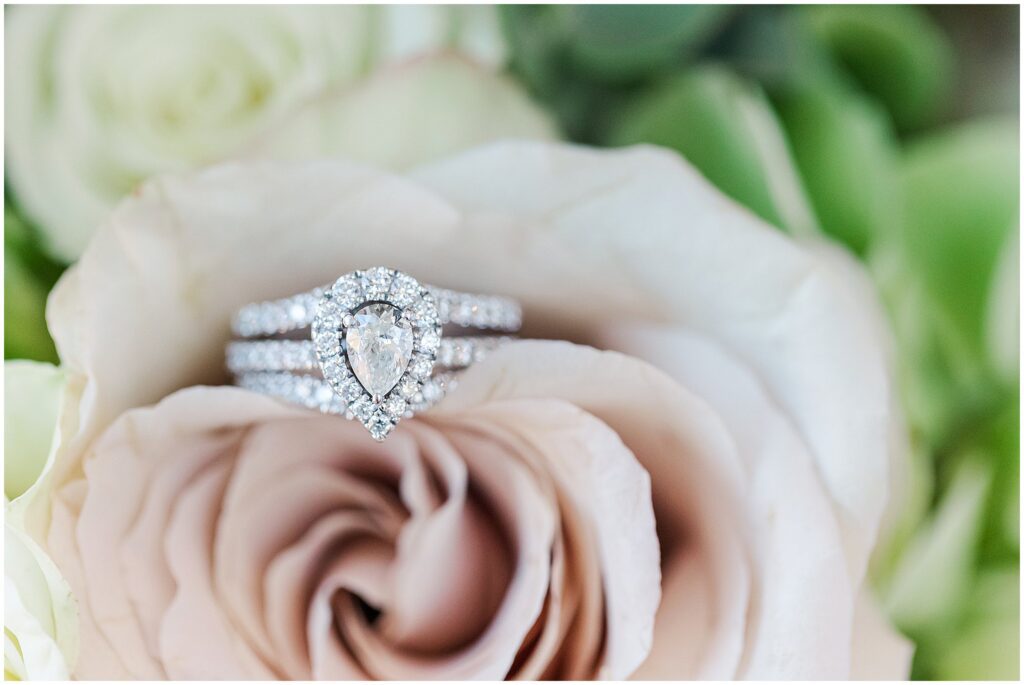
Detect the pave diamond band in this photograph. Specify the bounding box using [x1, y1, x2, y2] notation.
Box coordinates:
[229, 267, 521, 441]
[227, 336, 514, 375]
[232, 284, 522, 338]
[236, 371, 457, 417]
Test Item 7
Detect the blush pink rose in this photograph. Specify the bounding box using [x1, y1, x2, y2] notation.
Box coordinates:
[41, 142, 911, 679]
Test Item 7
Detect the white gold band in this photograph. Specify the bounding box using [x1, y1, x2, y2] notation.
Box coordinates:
[232, 285, 521, 338]
[236, 371, 456, 418]
[227, 336, 513, 375]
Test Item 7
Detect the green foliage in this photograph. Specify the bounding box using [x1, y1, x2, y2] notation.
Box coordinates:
[501, 5, 734, 141]
[713, 5, 851, 92]
[972, 394, 1020, 566]
[608, 66, 815, 235]
[565, 5, 732, 83]
[503, 4, 732, 88]
[899, 118, 1019, 372]
[774, 83, 900, 254]
[895, 411, 1020, 680]
[868, 118, 1019, 456]
[5, 202, 63, 363]
[801, 5, 955, 131]
[931, 568, 1020, 680]
[874, 118, 1019, 681]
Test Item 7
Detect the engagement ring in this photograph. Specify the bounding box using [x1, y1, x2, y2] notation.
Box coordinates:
[229, 267, 521, 440]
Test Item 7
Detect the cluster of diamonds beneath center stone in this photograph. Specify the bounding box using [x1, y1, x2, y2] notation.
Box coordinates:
[312, 267, 442, 441]
[235, 372, 455, 416]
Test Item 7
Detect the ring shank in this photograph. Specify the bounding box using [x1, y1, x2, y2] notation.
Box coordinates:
[227, 336, 513, 375]
[236, 371, 456, 416]
[232, 285, 521, 338]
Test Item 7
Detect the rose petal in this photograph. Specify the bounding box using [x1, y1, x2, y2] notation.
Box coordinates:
[50, 379, 663, 679]
[431, 399, 660, 678]
[443, 339, 859, 678]
[441, 341, 750, 678]
[255, 55, 556, 170]
[4, 524, 78, 680]
[48, 388, 301, 678]
[4, 362, 65, 502]
[412, 142, 892, 583]
[849, 590, 914, 680]
[160, 458, 274, 679]
[265, 513, 393, 678]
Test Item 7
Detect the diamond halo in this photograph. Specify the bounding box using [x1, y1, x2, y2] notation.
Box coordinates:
[312, 267, 441, 441]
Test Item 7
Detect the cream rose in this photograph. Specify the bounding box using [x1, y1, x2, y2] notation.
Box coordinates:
[4, 362, 79, 680]
[42, 142, 911, 678]
[4, 5, 549, 261]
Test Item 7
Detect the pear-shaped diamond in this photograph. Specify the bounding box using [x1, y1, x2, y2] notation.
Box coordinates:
[345, 303, 413, 397]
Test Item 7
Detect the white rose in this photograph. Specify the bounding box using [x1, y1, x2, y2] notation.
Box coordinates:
[4, 5, 551, 261]
[43, 141, 910, 678]
[252, 56, 556, 173]
[4, 362, 78, 680]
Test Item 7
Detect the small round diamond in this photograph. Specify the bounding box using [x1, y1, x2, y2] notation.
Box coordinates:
[288, 302, 308, 322]
[418, 328, 441, 354]
[422, 381, 444, 403]
[294, 377, 313, 401]
[437, 343, 454, 367]
[409, 355, 434, 379]
[313, 301, 344, 361]
[314, 311, 340, 332]
[366, 411, 394, 441]
[340, 377, 363, 401]
[453, 341, 472, 367]
[383, 394, 407, 419]
[332, 275, 362, 309]
[362, 267, 393, 300]
[410, 297, 438, 327]
[349, 396, 373, 422]
[436, 297, 450, 321]
[313, 329, 341, 358]
[398, 376, 420, 399]
[390, 273, 421, 307]
[322, 357, 347, 381]
[314, 384, 335, 408]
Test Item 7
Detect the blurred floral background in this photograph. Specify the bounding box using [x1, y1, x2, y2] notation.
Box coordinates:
[4, 4, 1019, 681]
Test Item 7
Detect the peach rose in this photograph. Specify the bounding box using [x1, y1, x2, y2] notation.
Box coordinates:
[42, 142, 911, 678]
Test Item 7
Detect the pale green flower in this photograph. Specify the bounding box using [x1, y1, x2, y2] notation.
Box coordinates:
[5, 362, 65, 504]
[985, 228, 1020, 385]
[881, 420, 1019, 680]
[609, 65, 820, 239]
[870, 118, 1019, 448]
[934, 569, 1019, 680]
[883, 459, 991, 635]
[774, 82, 900, 255]
[5, 525, 77, 681]
[4, 361, 78, 680]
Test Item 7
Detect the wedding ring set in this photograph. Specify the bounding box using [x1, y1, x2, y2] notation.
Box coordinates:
[228, 267, 521, 441]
